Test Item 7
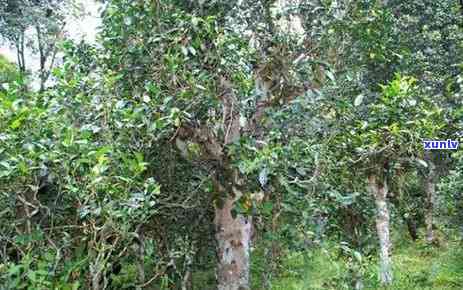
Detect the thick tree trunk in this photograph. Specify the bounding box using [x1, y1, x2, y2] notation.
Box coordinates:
[424, 176, 435, 243]
[368, 174, 393, 285]
[424, 158, 436, 244]
[214, 196, 252, 290]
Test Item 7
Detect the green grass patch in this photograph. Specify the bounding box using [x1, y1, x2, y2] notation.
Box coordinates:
[268, 237, 463, 290]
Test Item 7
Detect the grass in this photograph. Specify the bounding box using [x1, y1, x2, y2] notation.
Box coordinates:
[270, 248, 349, 290]
[191, 232, 463, 289]
[267, 235, 463, 290]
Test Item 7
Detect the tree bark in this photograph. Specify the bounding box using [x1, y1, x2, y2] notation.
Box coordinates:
[181, 266, 192, 290]
[424, 165, 436, 244]
[90, 255, 105, 290]
[214, 196, 252, 290]
[406, 217, 418, 241]
[15, 32, 26, 73]
[181, 242, 193, 290]
[36, 25, 46, 92]
[368, 174, 393, 285]
[135, 229, 145, 289]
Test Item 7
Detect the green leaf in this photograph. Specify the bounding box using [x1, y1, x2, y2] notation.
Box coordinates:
[10, 118, 22, 129]
[262, 201, 273, 215]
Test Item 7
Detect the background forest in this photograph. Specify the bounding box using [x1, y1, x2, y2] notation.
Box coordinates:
[0, 0, 463, 289]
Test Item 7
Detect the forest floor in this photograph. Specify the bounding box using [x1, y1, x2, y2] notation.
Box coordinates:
[268, 233, 463, 289]
[192, 230, 463, 289]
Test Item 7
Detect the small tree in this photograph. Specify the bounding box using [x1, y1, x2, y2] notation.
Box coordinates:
[0, 0, 67, 90]
[329, 75, 442, 285]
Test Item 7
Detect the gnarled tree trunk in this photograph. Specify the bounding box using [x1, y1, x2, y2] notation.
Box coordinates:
[368, 174, 393, 285]
[214, 195, 252, 290]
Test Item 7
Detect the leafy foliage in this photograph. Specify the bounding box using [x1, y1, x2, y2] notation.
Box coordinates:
[0, 0, 462, 289]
